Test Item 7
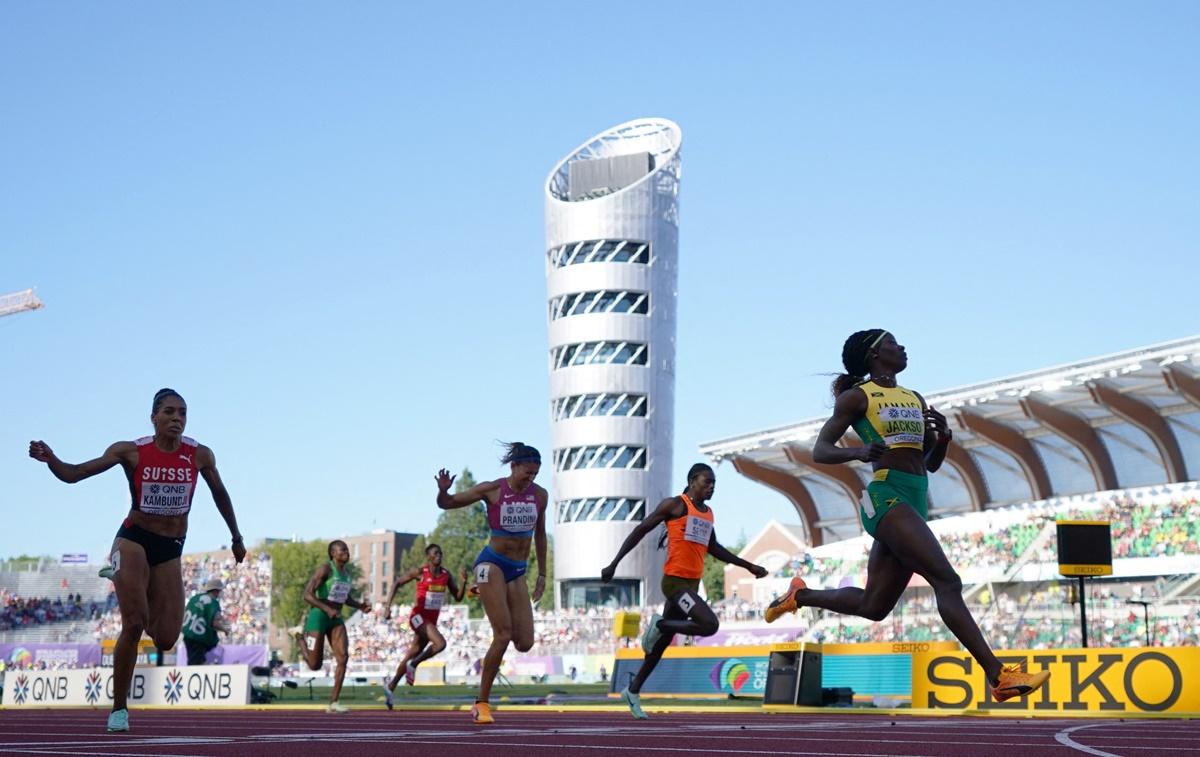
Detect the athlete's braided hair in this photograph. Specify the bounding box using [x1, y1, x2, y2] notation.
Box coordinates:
[152, 387, 184, 414]
[831, 329, 888, 397]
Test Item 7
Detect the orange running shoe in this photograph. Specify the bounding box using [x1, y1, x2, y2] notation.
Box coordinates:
[764, 576, 807, 624]
[991, 664, 1051, 702]
[471, 701, 494, 724]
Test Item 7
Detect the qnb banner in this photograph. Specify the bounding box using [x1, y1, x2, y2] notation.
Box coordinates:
[4, 665, 251, 708]
[912, 647, 1200, 714]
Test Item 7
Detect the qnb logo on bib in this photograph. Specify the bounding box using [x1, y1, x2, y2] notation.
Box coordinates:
[423, 588, 445, 610]
[684, 515, 713, 545]
[328, 581, 351, 604]
[879, 405, 924, 444]
[499, 502, 538, 531]
[140, 482, 194, 515]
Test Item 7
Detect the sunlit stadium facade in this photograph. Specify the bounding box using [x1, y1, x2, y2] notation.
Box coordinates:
[544, 119, 682, 609]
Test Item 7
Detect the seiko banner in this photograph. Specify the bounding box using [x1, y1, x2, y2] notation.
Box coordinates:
[912, 647, 1200, 714]
[4, 665, 251, 708]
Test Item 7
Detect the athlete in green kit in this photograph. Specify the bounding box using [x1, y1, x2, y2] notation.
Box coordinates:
[293, 540, 371, 713]
[182, 577, 231, 664]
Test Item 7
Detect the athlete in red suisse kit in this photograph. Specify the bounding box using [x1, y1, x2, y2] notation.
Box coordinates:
[29, 388, 245, 734]
[381, 543, 467, 708]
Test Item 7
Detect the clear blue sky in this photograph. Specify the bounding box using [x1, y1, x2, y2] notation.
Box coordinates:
[2, 3, 1197, 560]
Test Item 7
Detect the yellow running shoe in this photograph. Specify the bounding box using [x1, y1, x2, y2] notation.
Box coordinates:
[471, 701, 494, 724]
[991, 664, 1051, 702]
[764, 576, 807, 624]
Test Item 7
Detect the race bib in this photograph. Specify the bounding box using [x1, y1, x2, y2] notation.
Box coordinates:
[683, 515, 713, 545]
[139, 481, 194, 516]
[423, 587, 445, 610]
[410, 614, 424, 630]
[878, 405, 925, 446]
[499, 500, 538, 531]
[327, 579, 351, 604]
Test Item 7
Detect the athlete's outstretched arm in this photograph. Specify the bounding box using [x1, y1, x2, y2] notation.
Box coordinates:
[197, 446, 245, 564]
[434, 468, 500, 510]
[532, 487, 548, 602]
[812, 390, 884, 465]
[383, 567, 423, 618]
[707, 532, 768, 577]
[916, 393, 952, 473]
[600, 497, 686, 582]
[28, 440, 134, 484]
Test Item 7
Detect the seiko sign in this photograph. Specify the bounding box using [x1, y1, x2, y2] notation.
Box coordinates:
[912, 647, 1199, 713]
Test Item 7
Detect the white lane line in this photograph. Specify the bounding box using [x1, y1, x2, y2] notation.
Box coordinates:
[1055, 723, 1127, 757]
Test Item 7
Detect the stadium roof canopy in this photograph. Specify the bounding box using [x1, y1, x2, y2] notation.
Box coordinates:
[700, 336, 1200, 546]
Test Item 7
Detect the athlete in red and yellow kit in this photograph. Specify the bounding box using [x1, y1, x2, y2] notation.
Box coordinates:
[381, 543, 467, 708]
[601, 463, 768, 719]
[29, 388, 246, 734]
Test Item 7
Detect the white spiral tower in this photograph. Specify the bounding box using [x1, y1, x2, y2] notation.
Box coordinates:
[544, 118, 682, 608]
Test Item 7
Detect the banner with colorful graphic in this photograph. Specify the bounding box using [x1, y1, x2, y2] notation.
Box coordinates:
[912, 646, 1200, 714]
[611, 645, 770, 696]
[3, 664, 251, 708]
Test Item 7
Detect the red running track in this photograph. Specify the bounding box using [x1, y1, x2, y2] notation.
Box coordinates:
[0, 710, 1195, 757]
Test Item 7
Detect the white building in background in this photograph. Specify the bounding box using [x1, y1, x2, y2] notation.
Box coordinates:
[543, 118, 682, 609]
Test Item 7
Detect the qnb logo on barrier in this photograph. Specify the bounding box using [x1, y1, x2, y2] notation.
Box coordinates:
[914, 648, 1199, 713]
[710, 659, 751, 694]
[163, 670, 184, 704]
[12, 675, 30, 705]
[84, 671, 104, 704]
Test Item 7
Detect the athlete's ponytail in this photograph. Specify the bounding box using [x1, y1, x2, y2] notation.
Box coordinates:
[500, 441, 541, 466]
[832, 330, 888, 397]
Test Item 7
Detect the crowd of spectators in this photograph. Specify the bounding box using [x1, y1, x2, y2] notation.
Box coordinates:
[92, 552, 272, 645]
[775, 493, 1200, 590]
[0, 589, 108, 632]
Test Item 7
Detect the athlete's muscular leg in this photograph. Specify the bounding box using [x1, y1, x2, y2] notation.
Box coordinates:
[793, 539, 911, 621]
[327, 624, 350, 703]
[654, 591, 719, 638]
[389, 624, 428, 690]
[110, 539, 150, 712]
[629, 591, 720, 694]
[476, 563, 511, 704]
[876, 504, 1003, 685]
[413, 624, 447, 665]
[146, 558, 185, 650]
[506, 577, 535, 653]
[300, 622, 326, 671]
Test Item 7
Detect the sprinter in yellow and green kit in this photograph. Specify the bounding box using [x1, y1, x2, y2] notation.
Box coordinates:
[764, 329, 1050, 703]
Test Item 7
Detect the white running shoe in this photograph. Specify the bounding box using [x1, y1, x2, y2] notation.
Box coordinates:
[327, 700, 350, 714]
[105, 709, 129, 733]
[405, 661, 417, 686]
[620, 687, 648, 719]
[641, 613, 663, 653]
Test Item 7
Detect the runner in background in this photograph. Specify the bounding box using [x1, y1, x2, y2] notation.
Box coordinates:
[381, 543, 467, 708]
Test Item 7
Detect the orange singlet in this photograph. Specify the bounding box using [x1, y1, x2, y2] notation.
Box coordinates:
[663, 494, 714, 579]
